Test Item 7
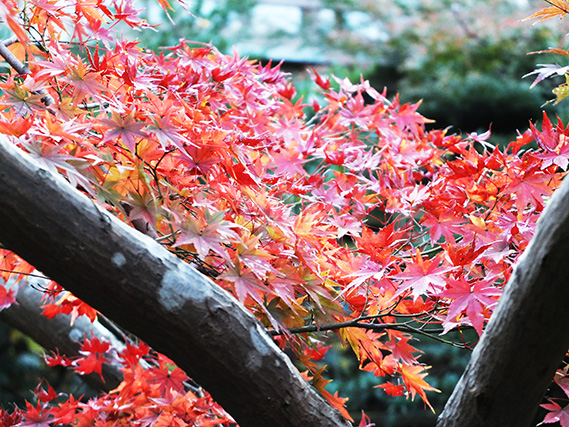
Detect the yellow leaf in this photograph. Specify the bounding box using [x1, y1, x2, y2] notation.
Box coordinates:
[553, 75, 569, 105]
[523, 0, 569, 23]
[469, 214, 485, 229]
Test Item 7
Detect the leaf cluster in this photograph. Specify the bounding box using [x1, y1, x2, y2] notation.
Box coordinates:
[0, 0, 567, 424]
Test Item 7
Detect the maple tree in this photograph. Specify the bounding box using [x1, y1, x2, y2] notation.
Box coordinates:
[0, 0, 568, 426]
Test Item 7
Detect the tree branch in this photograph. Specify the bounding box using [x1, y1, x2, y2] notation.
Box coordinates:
[0, 39, 29, 75]
[0, 277, 124, 391]
[0, 136, 352, 427]
[0, 38, 54, 106]
[438, 176, 569, 426]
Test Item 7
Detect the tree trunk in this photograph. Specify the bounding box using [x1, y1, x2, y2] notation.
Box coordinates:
[0, 137, 352, 427]
[438, 176, 569, 426]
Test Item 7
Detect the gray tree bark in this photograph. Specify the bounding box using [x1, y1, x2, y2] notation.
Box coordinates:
[438, 176, 569, 426]
[0, 137, 351, 427]
[0, 277, 125, 391]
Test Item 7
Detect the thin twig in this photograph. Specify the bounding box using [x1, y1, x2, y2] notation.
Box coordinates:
[0, 38, 54, 106]
[267, 319, 400, 336]
[79, 101, 110, 110]
[268, 318, 470, 348]
[0, 268, 49, 280]
[3, 36, 19, 47]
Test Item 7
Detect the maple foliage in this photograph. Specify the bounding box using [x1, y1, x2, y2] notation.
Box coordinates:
[0, 0, 567, 425]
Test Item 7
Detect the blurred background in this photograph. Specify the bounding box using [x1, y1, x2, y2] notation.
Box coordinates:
[0, 1, 566, 426]
[139, 0, 569, 141]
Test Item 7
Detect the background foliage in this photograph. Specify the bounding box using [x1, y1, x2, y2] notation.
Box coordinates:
[135, 0, 568, 137]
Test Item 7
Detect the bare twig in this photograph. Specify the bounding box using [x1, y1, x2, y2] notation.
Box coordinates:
[0, 37, 54, 106]
[79, 101, 110, 110]
[268, 317, 469, 348]
[3, 36, 19, 47]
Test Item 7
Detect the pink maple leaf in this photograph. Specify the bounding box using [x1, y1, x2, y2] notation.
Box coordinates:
[345, 258, 392, 295]
[100, 110, 147, 154]
[524, 64, 569, 89]
[421, 211, 465, 245]
[270, 149, 307, 178]
[35, 52, 76, 80]
[541, 400, 569, 427]
[391, 252, 451, 301]
[174, 209, 240, 259]
[441, 277, 501, 336]
[62, 60, 107, 101]
[220, 263, 266, 303]
[531, 114, 569, 171]
[556, 375, 569, 398]
[145, 113, 189, 152]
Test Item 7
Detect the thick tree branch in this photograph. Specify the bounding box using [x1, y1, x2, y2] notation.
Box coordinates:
[0, 136, 352, 427]
[438, 177, 569, 426]
[0, 278, 124, 391]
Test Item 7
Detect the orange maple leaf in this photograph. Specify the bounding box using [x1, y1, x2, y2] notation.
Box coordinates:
[399, 363, 440, 412]
[306, 367, 353, 422]
[523, 0, 569, 23]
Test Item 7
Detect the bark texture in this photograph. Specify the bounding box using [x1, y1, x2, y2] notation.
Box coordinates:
[438, 176, 569, 426]
[0, 138, 352, 427]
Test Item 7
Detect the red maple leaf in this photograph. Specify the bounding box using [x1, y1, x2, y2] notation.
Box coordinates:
[42, 292, 97, 324]
[504, 165, 553, 213]
[118, 341, 150, 368]
[312, 68, 331, 90]
[80, 336, 111, 354]
[383, 333, 421, 365]
[73, 336, 111, 379]
[44, 350, 72, 368]
[112, 0, 148, 28]
[16, 402, 56, 427]
[74, 352, 107, 379]
[377, 381, 406, 397]
[34, 382, 58, 403]
[304, 367, 353, 422]
[148, 355, 189, 396]
[0, 281, 16, 311]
